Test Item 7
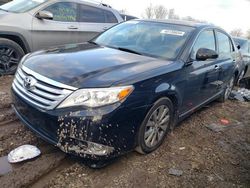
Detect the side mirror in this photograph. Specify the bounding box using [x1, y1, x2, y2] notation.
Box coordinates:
[35, 11, 53, 20]
[196, 48, 218, 61]
[236, 44, 241, 50]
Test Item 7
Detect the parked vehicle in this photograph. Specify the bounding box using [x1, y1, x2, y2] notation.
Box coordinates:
[233, 37, 250, 86]
[0, 0, 123, 75]
[12, 20, 239, 165]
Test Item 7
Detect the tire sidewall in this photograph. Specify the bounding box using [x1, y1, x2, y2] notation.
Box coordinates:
[137, 97, 174, 154]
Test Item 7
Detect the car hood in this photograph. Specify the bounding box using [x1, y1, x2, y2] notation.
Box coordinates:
[23, 43, 179, 88]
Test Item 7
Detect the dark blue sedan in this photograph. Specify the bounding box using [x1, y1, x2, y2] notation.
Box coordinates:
[12, 20, 240, 163]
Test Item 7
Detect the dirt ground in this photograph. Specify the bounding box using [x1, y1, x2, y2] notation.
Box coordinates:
[0, 75, 249, 188]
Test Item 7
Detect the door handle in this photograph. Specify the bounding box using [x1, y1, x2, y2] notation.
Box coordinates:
[103, 27, 108, 31]
[68, 26, 78, 29]
[214, 65, 221, 70]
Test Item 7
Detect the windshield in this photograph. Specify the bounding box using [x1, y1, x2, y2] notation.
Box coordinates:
[94, 21, 194, 60]
[0, 0, 48, 13]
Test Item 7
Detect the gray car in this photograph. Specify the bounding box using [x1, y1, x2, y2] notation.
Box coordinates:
[0, 0, 123, 75]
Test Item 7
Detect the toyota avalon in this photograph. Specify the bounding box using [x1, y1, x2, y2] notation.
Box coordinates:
[12, 20, 239, 163]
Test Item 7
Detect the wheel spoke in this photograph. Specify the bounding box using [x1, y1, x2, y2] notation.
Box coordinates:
[9, 57, 19, 65]
[159, 115, 170, 125]
[145, 120, 154, 128]
[145, 130, 155, 146]
[3, 63, 10, 72]
[150, 131, 157, 146]
[152, 111, 158, 123]
[145, 127, 154, 139]
[158, 107, 169, 122]
[7, 48, 14, 56]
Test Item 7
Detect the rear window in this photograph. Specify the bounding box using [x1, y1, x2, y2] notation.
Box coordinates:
[105, 10, 118, 23]
[79, 5, 105, 23]
[192, 30, 216, 55]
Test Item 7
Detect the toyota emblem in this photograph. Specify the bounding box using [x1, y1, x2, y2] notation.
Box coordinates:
[23, 76, 36, 91]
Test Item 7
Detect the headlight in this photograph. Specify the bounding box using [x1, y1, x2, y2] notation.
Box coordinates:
[57, 85, 134, 108]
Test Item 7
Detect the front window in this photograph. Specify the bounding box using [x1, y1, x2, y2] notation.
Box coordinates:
[94, 21, 194, 60]
[0, 0, 48, 13]
[192, 30, 216, 55]
[44, 2, 77, 22]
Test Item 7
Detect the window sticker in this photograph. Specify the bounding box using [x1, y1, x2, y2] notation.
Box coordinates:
[160, 29, 185, 36]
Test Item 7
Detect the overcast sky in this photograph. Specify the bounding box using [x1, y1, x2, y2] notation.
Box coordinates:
[104, 0, 250, 33]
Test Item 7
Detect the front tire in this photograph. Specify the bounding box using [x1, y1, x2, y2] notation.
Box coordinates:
[135, 97, 174, 154]
[0, 38, 25, 75]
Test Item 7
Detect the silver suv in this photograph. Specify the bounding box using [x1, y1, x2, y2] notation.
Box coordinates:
[0, 0, 123, 75]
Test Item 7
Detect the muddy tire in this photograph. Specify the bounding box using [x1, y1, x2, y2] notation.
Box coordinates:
[135, 97, 174, 154]
[0, 38, 25, 75]
[218, 76, 235, 102]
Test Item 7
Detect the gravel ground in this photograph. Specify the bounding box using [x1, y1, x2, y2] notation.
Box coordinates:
[0, 75, 249, 188]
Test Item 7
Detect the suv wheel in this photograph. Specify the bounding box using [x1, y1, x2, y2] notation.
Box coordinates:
[0, 38, 25, 75]
[135, 97, 174, 154]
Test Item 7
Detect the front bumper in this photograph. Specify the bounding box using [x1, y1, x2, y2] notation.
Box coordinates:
[12, 89, 149, 160]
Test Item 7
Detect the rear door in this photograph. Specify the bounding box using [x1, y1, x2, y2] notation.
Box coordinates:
[181, 29, 220, 113]
[215, 31, 236, 88]
[31, 2, 79, 51]
[76, 4, 118, 43]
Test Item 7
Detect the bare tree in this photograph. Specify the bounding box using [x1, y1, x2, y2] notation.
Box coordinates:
[143, 4, 154, 19]
[168, 9, 180, 20]
[153, 5, 168, 19]
[230, 29, 244, 37]
[143, 4, 168, 19]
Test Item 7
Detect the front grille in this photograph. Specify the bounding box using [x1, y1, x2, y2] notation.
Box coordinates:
[12, 66, 77, 110]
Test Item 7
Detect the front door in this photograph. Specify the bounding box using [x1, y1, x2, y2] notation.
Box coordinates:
[181, 29, 221, 113]
[31, 2, 79, 51]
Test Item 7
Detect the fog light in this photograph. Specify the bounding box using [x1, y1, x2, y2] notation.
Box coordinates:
[66, 137, 114, 156]
[85, 141, 114, 156]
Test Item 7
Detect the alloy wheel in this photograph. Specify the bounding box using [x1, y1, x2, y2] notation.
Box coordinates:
[0, 46, 20, 74]
[144, 105, 170, 148]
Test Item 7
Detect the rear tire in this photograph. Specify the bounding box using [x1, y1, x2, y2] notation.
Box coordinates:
[0, 38, 25, 75]
[135, 97, 174, 154]
[218, 76, 235, 102]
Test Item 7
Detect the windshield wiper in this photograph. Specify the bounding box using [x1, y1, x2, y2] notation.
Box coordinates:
[117, 47, 142, 55]
[88, 41, 98, 45]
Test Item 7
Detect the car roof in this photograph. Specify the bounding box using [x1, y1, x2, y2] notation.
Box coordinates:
[138, 19, 214, 28]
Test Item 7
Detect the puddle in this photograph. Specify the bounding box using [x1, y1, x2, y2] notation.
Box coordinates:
[0, 156, 12, 176]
